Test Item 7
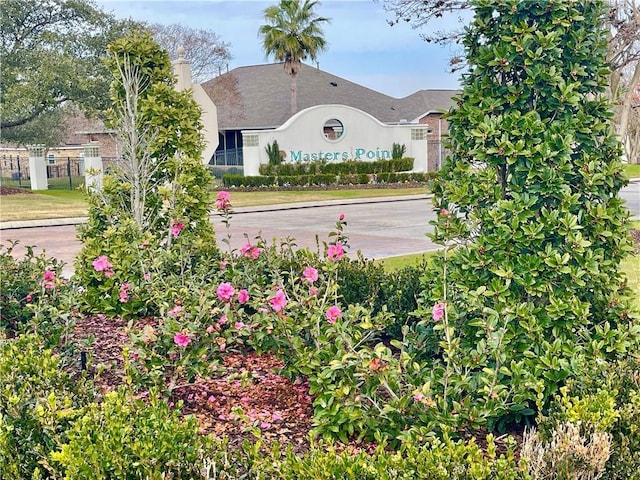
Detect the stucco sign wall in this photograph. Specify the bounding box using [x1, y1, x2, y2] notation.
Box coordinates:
[241, 105, 429, 176]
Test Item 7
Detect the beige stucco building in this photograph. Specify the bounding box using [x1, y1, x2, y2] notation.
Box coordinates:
[1, 60, 458, 183]
[202, 62, 458, 176]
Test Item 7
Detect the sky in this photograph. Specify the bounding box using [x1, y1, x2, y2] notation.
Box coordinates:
[93, 0, 469, 98]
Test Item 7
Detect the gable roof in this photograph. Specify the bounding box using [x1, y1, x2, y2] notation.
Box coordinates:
[201, 62, 458, 130]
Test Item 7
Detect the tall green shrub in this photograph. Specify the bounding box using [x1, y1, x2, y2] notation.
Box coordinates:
[392, 142, 406, 159]
[266, 139, 283, 165]
[426, 0, 638, 428]
[75, 31, 217, 316]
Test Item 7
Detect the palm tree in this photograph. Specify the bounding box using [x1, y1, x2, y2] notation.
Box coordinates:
[259, 0, 329, 115]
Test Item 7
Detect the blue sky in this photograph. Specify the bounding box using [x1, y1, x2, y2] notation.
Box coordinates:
[94, 0, 469, 98]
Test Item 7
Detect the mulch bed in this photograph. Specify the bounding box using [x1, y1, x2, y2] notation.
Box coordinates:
[632, 227, 640, 253]
[69, 314, 316, 453]
[68, 313, 524, 456]
[0, 186, 31, 195]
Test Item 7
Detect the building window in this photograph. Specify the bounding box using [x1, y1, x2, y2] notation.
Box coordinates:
[411, 129, 428, 140]
[47, 154, 56, 165]
[243, 134, 259, 147]
[323, 118, 344, 141]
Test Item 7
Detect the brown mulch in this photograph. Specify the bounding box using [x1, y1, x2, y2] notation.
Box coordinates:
[170, 353, 314, 453]
[632, 228, 640, 253]
[0, 186, 31, 195]
[69, 315, 315, 453]
[67, 314, 525, 456]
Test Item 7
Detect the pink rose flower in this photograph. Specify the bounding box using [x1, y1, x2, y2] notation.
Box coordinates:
[217, 282, 235, 301]
[119, 283, 131, 303]
[206, 325, 215, 334]
[218, 315, 228, 325]
[302, 266, 318, 283]
[432, 302, 446, 322]
[413, 392, 425, 402]
[42, 270, 56, 289]
[173, 333, 190, 347]
[237, 289, 249, 304]
[240, 242, 252, 256]
[327, 244, 344, 261]
[240, 242, 261, 259]
[25, 294, 33, 303]
[234, 321, 245, 329]
[325, 305, 342, 324]
[309, 287, 318, 296]
[216, 190, 231, 209]
[440, 208, 450, 217]
[171, 222, 185, 238]
[143, 273, 151, 281]
[339, 213, 345, 221]
[269, 289, 287, 312]
[168, 305, 183, 316]
[92, 255, 112, 272]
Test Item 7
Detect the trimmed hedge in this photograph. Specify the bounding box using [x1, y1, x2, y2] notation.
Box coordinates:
[225, 158, 434, 187]
[259, 158, 415, 176]
[222, 171, 435, 188]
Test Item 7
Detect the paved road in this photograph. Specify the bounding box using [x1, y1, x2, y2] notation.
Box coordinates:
[621, 181, 640, 218]
[1, 182, 638, 277]
[0, 195, 440, 276]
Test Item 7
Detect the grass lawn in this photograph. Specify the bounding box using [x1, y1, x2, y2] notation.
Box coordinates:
[0, 187, 427, 222]
[376, 250, 438, 271]
[625, 163, 640, 178]
[0, 190, 90, 222]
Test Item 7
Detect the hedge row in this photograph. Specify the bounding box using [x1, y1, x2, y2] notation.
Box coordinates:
[259, 158, 415, 176]
[222, 171, 435, 188]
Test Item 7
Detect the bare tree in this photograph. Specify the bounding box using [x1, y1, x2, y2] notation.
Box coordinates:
[380, 0, 468, 45]
[107, 51, 163, 228]
[626, 83, 640, 162]
[607, 0, 640, 161]
[380, 0, 640, 160]
[147, 23, 232, 83]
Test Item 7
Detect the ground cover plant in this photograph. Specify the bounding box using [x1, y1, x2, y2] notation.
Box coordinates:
[1, 1, 639, 478]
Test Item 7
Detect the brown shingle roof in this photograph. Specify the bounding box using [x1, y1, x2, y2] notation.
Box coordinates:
[201, 62, 459, 130]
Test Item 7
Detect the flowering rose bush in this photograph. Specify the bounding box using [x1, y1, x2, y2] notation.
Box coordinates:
[0, 241, 75, 344]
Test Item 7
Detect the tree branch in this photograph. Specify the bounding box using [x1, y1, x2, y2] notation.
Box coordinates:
[0, 97, 69, 129]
